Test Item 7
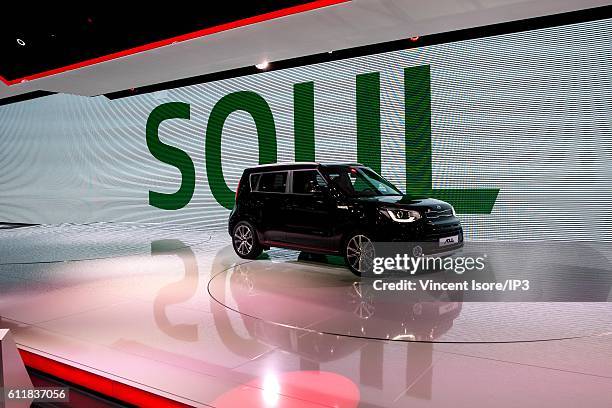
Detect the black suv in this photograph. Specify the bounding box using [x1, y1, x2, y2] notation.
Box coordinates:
[229, 162, 463, 275]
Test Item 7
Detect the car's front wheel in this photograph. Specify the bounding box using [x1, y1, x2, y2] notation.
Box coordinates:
[344, 232, 375, 276]
[232, 221, 263, 259]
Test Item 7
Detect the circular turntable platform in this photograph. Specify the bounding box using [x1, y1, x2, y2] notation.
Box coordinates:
[208, 249, 612, 343]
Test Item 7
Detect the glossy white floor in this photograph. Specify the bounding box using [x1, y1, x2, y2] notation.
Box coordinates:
[1, 224, 611, 407]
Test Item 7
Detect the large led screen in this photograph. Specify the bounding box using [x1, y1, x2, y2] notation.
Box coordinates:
[0, 17, 610, 242]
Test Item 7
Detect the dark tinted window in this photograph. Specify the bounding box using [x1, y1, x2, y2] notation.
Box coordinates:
[250, 173, 261, 190]
[256, 172, 287, 193]
[292, 170, 328, 194]
[323, 166, 402, 197]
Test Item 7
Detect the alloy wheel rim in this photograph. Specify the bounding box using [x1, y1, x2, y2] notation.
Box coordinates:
[346, 234, 374, 273]
[234, 225, 254, 255]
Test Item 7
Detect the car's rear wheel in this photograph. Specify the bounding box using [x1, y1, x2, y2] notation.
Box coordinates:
[232, 221, 263, 259]
[344, 232, 375, 276]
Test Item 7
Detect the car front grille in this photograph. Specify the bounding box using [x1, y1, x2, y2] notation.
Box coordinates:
[425, 208, 453, 220]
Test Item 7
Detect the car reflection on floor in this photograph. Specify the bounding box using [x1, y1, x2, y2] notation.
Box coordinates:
[205, 244, 465, 401]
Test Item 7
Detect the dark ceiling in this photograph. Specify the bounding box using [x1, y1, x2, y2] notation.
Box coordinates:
[0, 2, 320, 81]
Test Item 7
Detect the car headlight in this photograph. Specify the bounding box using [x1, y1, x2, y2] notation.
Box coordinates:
[382, 208, 421, 223]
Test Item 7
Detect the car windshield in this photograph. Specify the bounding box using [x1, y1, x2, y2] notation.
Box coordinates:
[324, 166, 403, 197]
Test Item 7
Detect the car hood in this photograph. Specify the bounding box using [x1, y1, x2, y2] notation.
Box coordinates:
[354, 195, 452, 210]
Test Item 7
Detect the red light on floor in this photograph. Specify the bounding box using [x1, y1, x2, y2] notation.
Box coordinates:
[212, 371, 360, 408]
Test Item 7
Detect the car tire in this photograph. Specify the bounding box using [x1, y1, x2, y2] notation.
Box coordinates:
[232, 221, 263, 259]
[343, 232, 375, 277]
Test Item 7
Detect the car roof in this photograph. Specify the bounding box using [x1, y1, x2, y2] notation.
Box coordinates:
[320, 162, 363, 168]
[244, 162, 364, 173]
[245, 162, 318, 172]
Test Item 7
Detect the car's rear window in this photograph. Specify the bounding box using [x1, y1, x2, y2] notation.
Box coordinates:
[252, 171, 287, 193]
[249, 173, 261, 190]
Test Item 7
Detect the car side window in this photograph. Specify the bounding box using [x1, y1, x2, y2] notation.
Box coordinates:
[255, 172, 287, 193]
[293, 170, 328, 194]
[250, 173, 261, 191]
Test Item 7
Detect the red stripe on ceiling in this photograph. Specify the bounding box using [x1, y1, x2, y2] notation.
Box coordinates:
[20, 349, 193, 407]
[0, 0, 349, 87]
